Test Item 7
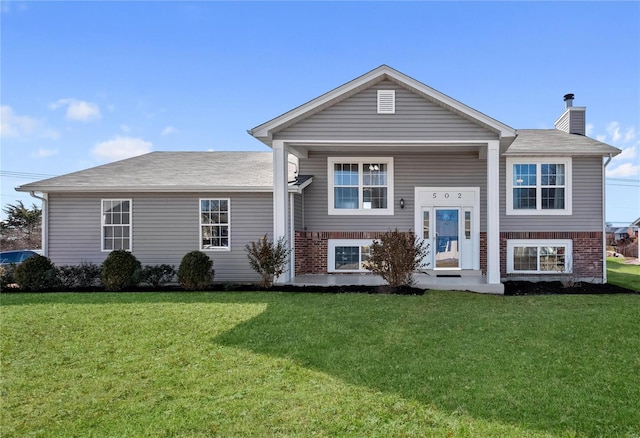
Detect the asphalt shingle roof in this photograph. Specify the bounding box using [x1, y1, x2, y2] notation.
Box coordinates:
[506, 130, 621, 156]
[17, 151, 295, 193]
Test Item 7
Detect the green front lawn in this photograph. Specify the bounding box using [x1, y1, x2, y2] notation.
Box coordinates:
[607, 256, 640, 292]
[2, 291, 639, 437]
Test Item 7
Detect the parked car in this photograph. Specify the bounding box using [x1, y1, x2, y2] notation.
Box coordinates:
[0, 250, 41, 266]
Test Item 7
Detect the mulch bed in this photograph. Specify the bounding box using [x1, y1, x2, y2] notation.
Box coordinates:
[503, 281, 637, 296]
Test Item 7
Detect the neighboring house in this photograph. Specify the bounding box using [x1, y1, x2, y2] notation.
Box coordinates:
[17, 65, 621, 292]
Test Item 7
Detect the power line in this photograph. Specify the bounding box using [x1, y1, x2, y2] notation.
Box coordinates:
[1, 170, 58, 180]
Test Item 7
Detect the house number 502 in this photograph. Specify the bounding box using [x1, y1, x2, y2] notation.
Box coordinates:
[433, 193, 462, 199]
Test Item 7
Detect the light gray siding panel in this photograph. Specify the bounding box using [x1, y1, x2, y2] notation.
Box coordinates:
[555, 113, 569, 132]
[293, 193, 304, 231]
[500, 157, 603, 231]
[299, 152, 488, 232]
[48, 192, 273, 282]
[275, 80, 499, 141]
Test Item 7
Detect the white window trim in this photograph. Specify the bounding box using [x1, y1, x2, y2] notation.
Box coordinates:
[199, 198, 231, 252]
[327, 157, 394, 216]
[328, 239, 373, 273]
[506, 239, 573, 274]
[101, 199, 133, 252]
[506, 157, 572, 215]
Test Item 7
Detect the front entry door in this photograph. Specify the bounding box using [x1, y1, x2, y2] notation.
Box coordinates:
[415, 187, 480, 271]
[434, 208, 460, 269]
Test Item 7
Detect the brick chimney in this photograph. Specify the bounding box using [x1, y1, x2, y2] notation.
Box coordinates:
[554, 93, 586, 135]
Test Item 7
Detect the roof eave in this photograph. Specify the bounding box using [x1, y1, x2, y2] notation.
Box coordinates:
[249, 65, 516, 146]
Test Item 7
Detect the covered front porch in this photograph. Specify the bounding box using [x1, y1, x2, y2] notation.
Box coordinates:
[290, 272, 504, 294]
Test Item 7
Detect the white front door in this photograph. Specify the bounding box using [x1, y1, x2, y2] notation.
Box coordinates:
[415, 187, 480, 271]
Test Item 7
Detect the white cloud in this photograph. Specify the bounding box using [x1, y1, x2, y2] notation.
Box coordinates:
[624, 127, 636, 143]
[0, 105, 37, 138]
[596, 134, 606, 142]
[92, 136, 152, 162]
[161, 125, 176, 136]
[50, 98, 101, 122]
[31, 147, 59, 158]
[607, 162, 640, 177]
[606, 121, 622, 143]
[585, 124, 594, 137]
[616, 145, 637, 162]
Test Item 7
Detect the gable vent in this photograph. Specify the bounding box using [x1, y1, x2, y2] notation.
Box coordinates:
[377, 90, 395, 114]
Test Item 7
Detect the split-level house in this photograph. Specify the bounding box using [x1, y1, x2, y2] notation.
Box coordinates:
[17, 66, 620, 293]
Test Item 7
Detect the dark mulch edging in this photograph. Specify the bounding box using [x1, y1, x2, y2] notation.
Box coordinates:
[4, 282, 636, 296]
[504, 281, 638, 296]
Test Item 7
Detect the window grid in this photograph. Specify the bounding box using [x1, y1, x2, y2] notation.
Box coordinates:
[200, 199, 230, 250]
[507, 240, 571, 274]
[102, 199, 132, 251]
[329, 158, 393, 214]
[508, 159, 570, 214]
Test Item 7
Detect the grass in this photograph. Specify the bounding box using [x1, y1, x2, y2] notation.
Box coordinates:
[607, 256, 640, 292]
[2, 291, 639, 437]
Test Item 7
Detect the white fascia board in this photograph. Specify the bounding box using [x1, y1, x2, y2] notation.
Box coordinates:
[249, 65, 516, 144]
[503, 151, 617, 157]
[16, 184, 311, 194]
[15, 186, 277, 193]
[249, 66, 390, 141]
[382, 69, 517, 138]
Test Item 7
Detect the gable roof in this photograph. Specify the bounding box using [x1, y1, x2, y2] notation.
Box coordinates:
[505, 130, 621, 156]
[249, 65, 517, 146]
[16, 152, 305, 193]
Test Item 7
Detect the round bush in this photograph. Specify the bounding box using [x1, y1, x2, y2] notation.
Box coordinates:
[101, 250, 142, 291]
[14, 254, 59, 291]
[178, 251, 213, 290]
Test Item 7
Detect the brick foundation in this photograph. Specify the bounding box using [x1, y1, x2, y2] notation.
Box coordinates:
[295, 231, 409, 275]
[295, 230, 604, 281]
[500, 231, 604, 281]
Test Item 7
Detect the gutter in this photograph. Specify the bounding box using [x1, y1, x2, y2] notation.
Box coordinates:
[29, 191, 48, 257]
[602, 154, 613, 283]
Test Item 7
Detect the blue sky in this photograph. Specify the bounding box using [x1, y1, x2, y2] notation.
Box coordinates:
[1, 1, 638, 224]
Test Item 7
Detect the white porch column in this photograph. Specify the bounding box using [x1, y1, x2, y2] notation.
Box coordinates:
[486, 140, 501, 287]
[272, 140, 290, 283]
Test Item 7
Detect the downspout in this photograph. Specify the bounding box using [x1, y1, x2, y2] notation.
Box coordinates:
[602, 154, 613, 283]
[29, 191, 48, 257]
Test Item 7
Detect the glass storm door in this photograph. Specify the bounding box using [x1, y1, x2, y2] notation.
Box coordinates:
[434, 208, 460, 269]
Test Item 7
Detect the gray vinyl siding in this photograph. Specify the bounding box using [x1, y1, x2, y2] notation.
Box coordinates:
[555, 112, 569, 133]
[274, 80, 499, 142]
[299, 151, 488, 232]
[293, 193, 304, 231]
[47, 192, 272, 282]
[554, 110, 585, 135]
[500, 157, 603, 231]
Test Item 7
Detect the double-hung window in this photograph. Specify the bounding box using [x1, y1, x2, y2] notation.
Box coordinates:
[102, 199, 132, 251]
[507, 158, 571, 215]
[328, 239, 373, 272]
[328, 157, 394, 215]
[507, 239, 572, 274]
[200, 199, 230, 250]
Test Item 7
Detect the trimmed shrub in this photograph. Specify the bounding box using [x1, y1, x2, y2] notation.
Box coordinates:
[246, 235, 290, 288]
[101, 250, 142, 291]
[14, 254, 59, 291]
[141, 264, 176, 288]
[178, 251, 213, 290]
[365, 228, 430, 288]
[57, 262, 102, 289]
